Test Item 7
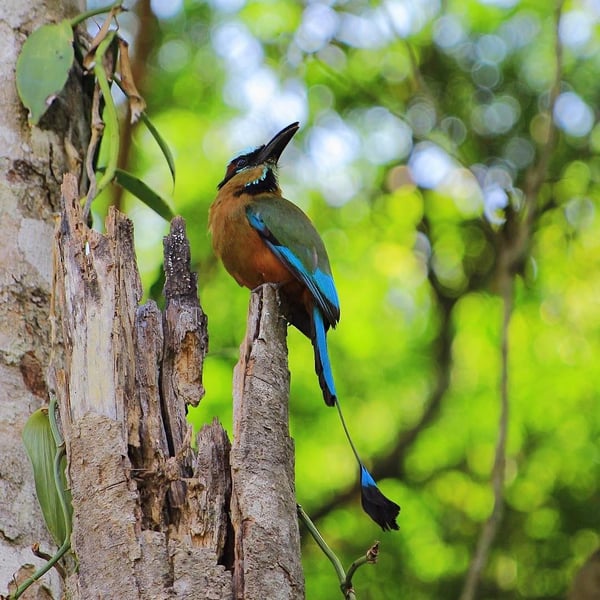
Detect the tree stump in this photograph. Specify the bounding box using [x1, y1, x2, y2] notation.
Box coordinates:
[48, 173, 303, 599]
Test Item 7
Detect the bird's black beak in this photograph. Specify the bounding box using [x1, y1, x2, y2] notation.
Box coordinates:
[256, 122, 300, 165]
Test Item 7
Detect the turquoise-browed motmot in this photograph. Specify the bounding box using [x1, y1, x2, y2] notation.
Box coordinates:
[209, 122, 400, 531]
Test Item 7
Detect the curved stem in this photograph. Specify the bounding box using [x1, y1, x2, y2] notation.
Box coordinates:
[345, 542, 379, 585]
[69, 1, 124, 27]
[9, 539, 71, 599]
[84, 31, 120, 219]
[297, 505, 346, 583]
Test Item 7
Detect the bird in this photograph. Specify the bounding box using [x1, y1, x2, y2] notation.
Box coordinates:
[209, 121, 400, 531]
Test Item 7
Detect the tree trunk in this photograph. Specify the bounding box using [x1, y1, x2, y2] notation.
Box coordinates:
[231, 286, 304, 599]
[48, 174, 303, 598]
[0, 1, 85, 597]
[1, 1, 304, 593]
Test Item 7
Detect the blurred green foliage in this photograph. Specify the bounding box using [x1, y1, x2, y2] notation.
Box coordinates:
[93, 0, 600, 596]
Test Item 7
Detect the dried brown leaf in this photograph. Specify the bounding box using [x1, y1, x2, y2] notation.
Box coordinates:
[118, 37, 146, 123]
[82, 6, 122, 71]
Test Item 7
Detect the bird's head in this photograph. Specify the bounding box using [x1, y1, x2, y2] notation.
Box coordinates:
[217, 122, 299, 194]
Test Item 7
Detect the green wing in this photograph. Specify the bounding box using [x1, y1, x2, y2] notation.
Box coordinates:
[246, 195, 340, 326]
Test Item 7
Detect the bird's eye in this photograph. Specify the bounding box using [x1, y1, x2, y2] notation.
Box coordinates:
[236, 157, 247, 168]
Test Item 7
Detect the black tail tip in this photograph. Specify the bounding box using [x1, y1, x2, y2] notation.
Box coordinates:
[323, 388, 336, 407]
[360, 467, 400, 531]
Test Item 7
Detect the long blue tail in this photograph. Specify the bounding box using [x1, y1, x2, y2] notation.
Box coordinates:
[310, 306, 400, 531]
[311, 305, 337, 406]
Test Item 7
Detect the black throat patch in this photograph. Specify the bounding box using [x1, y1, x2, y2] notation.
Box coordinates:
[240, 166, 279, 196]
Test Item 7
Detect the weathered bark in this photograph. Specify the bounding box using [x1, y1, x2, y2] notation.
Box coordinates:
[52, 175, 221, 599]
[50, 174, 302, 598]
[231, 286, 304, 600]
[54, 176, 147, 598]
[0, 1, 86, 597]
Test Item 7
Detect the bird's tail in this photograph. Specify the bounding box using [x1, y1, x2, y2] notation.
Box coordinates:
[310, 305, 337, 406]
[334, 398, 401, 531]
[311, 306, 401, 531]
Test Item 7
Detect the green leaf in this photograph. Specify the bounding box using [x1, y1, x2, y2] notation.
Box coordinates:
[113, 168, 174, 220]
[140, 112, 176, 186]
[22, 409, 72, 547]
[16, 20, 74, 125]
[112, 76, 176, 186]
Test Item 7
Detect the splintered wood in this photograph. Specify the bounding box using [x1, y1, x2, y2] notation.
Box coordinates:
[53, 174, 226, 599]
[51, 173, 303, 599]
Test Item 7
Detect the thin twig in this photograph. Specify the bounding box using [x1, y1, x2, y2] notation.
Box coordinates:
[297, 505, 357, 600]
[344, 542, 379, 586]
[69, 1, 124, 28]
[83, 83, 103, 216]
[458, 280, 513, 600]
[84, 31, 120, 221]
[459, 4, 564, 598]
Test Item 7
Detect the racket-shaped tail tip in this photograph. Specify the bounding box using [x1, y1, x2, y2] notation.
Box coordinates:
[360, 466, 400, 532]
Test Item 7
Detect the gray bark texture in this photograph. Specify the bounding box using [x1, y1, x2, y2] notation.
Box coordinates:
[231, 286, 304, 600]
[48, 174, 303, 598]
[0, 1, 85, 598]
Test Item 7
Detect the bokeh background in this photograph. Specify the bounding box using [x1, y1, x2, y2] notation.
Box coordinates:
[89, 0, 600, 597]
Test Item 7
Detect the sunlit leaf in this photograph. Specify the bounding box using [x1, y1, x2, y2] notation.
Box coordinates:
[140, 112, 176, 186]
[16, 20, 74, 125]
[113, 168, 174, 220]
